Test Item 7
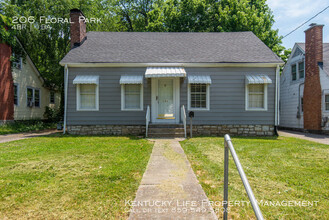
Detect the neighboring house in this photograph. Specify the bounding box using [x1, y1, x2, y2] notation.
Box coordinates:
[60, 9, 283, 136]
[280, 24, 329, 133]
[0, 39, 60, 123]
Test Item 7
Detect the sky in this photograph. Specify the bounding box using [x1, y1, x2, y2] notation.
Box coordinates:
[267, 0, 329, 49]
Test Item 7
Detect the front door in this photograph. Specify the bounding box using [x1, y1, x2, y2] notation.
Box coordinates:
[158, 79, 174, 119]
[151, 78, 180, 123]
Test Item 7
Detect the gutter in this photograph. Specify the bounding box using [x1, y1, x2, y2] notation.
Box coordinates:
[275, 65, 280, 134]
[63, 64, 68, 134]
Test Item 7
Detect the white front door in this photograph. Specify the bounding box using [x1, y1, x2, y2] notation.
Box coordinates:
[151, 78, 180, 124]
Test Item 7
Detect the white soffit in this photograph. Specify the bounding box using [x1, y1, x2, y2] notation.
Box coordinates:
[120, 75, 143, 84]
[145, 67, 186, 78]
[73, 75, 99, 84]
[245, 75, 272, 84]
[188, 75, 212, 84]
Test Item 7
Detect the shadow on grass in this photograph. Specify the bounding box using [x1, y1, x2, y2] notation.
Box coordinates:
[37, 133, 144, 140]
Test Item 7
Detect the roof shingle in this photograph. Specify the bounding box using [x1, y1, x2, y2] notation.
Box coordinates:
[60, 31, 283, 64]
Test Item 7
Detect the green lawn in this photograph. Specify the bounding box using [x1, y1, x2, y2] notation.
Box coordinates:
[0, 136, 153, 219]
[0, 121, 56, 135]
[180, 136, 329, 219]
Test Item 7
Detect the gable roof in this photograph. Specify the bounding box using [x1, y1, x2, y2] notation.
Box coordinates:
[60, 31, 283, 65]
[295, 42, 329, 74]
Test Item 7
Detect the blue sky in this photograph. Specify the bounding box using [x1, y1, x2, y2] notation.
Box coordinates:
[267, 0, 329, 49]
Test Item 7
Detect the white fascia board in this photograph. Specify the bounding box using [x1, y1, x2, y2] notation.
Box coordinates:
[59, 62, 284, 68]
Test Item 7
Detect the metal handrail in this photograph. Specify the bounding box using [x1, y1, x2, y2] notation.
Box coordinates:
[224, 134, 264, 220]
[181, 105, 187, 138]
[145, 105, 150, 137]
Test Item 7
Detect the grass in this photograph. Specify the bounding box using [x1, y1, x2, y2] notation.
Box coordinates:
[180, 136, 329, 219]
[0, 135, 153, 219]
[0, 120, 56, 135]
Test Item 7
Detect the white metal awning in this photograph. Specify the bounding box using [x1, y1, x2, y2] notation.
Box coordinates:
[73, 75, 99, 84]
[120, 75, 143, 84]
[245, 75, 272, 84]
[145, 67, 186, 78]
[188, 75, 212, 84]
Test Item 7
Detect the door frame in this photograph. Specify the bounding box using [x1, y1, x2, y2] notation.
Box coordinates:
[151, 78, 180, 124]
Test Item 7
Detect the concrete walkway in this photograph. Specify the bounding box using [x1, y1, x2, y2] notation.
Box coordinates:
[279, 130, 329, 145]
[0, 129, 60, 144]
[128, 138, 217, 220]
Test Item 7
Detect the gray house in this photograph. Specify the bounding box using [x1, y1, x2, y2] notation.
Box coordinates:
[60, 9, 283, 137]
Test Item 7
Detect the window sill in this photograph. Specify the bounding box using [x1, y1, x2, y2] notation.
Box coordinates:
[188, 108, 210, 111]
[77, 109, 99, 111]
[121, 108, 143, 111]
[245, 108, 268, 111]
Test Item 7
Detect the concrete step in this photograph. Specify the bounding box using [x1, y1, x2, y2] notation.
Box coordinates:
[148, 128, 185, 134]
[149, 124, 184, 128]
[148, 133, 186, 138]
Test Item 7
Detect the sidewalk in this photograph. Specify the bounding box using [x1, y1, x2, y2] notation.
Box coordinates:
[128, 138, 217, 220]
[278, 130, 329, 145]
[0, 129, 60, 144]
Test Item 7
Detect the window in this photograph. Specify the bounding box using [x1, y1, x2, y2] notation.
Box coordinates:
[188, 84, 210, 110]
[14, 84, 18, 105]
[12, 54, 22, 69]
[246, 84, 267, 111]
[34, 89, 40, 107]
[77, 84, 99, 111]
[27, 88, 33, 107]
[50, 91, 55, 104]
[291, 64, 297, 81]
[298, 61, 304, 79]
[325, 95, 329, 111]
[26, 88, 40, 107]
[121, 84, 143, 110]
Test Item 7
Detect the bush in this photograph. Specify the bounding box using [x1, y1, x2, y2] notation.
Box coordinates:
[44, 106, 62, 122]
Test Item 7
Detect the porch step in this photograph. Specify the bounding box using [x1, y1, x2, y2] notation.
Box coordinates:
[147, 124, 186, 138]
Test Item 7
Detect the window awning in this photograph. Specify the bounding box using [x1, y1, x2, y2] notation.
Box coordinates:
[188, 75, 212, 84]
[245, 75, 272, 84]
[145, 67, 186, 78]
[73, 75, 99, 85]
[120, 75, 143, 84]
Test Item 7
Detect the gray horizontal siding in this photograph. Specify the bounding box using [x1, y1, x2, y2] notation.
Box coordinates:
[67, 67, 276, 125]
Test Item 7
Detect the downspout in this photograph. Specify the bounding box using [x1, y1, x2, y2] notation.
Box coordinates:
[275, 65, 280, 135]
[63, 64, 68, 134]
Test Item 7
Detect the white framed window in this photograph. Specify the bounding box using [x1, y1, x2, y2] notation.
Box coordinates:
[188, 84, 210, 111]
[14, 84, 19, 106]
[298, 61, 305, 79]
[76, 84, 99, 111]
[34, 89, 40, 107]
[245, 84, 268, 111]
[12, 53, 22, 69]
[121, 84, 143, 111]
[325, 94, 329, 111]
[291, 64, 297, 81]
[26, 87, 40, 107]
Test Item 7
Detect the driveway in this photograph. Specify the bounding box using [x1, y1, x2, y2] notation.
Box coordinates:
[0, 129, 60, 143]
[278, 130, 329, 145]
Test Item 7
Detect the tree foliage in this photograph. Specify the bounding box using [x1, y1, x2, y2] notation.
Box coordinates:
[0, 0, 285, 89]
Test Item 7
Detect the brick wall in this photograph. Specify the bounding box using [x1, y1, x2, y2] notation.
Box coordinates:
[0, 42, 14, 121]
[303, 24, 324, 131]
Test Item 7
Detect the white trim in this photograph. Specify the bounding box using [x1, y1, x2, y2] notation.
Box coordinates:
[151, 78, 180, 124]
[245, 84, 268, 111]
[63, 65, 68, 134]
[76, 84, 99, 111]
[60, 62, 284, 68]
[275, 65, 280, 125]
[187, 83, 210, 111]
[121, 84, 144, 111]
[26, 87, 41, 108]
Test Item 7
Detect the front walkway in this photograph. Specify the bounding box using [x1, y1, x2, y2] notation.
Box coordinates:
[0, 129, 59, 144]
[128, 138, 217, 220]
[279, 130, 329, 145]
